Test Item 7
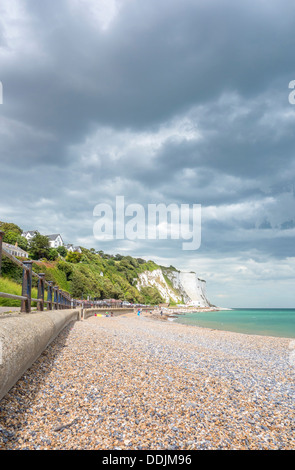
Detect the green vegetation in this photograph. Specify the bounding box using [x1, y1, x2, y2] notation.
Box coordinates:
[0, 221, 28, 251]
[28, 232, 51, 260]
[0, 277, 38, 307]
[0, 220, 167, 306]
[161, 265, 184, 303]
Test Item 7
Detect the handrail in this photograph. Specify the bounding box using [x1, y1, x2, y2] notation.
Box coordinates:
[0, 230, 149, 314]
[0, 292, 27, 301]
[0, 230, 75, 313]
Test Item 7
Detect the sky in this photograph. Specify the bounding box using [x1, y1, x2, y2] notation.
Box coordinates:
[0, 0, 295, 308]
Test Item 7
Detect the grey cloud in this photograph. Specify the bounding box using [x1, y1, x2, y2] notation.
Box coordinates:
[3, 0, 295, 166]
[1, 0, 295, 306]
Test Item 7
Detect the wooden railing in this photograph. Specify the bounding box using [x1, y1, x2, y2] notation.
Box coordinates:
[0, 230, 150, 314]
[0, 231, 74, 313]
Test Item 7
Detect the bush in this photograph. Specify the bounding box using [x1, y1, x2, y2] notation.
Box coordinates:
[65, 252, 82, 263]
[140, 286, 164, 305]
[0, 256, 23, 283]
[48, 248, 59, 261]
[57, 260, 73, 280]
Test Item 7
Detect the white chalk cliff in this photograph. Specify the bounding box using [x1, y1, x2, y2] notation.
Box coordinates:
[136, 267, 211, 307]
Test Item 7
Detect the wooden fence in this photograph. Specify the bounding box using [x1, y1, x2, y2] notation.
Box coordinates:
[0, 230, 75, 313]
[0, 230, 148, 314]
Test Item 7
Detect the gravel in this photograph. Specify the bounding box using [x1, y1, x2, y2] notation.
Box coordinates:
[0, 312, 294, 450]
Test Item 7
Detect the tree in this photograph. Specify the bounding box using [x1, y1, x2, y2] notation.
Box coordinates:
[48, 248, 59, 261]
[71, 270, 88, 298]
[29, 232, 50, 260]
[3, 231, 19, 245]
[3, 231, 28, 251]
[0, 221, 22, 235]
[56, 245, 67, 257]
[16, 235, 29, 251]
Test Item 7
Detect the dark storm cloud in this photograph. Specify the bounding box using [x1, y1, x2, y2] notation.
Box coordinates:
[1, 0, 295, 306]
[2, 0, 295, 165]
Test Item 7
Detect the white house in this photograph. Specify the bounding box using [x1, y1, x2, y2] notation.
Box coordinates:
[22, 231, 65, 249]
[22, 231, 37, 242]
[3, 242, 29, 258]
[46, 234, 64, 248]
[65, 244, 82, 253]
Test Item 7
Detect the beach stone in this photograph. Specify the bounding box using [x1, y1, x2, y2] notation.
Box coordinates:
[0, 312, 294, 450]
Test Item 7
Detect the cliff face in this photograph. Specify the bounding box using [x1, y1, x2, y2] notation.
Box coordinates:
[136, 267, 211, 307]
[178, 271, 210, 307]
[136, 269, 182, 304]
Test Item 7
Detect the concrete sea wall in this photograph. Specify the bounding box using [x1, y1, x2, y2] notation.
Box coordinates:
[0, 309, 82, 401]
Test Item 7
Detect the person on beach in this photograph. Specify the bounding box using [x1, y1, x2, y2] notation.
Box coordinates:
[137, 309, 141, 317]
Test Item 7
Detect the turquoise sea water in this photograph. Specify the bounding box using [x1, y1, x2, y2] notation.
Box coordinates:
[174, 308, 295, 338]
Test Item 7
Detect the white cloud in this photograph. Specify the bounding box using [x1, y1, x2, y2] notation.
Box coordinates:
[1, 0, 295, 308]
[70, 114, 202, 170]
[0, 0, 40, 57]
[68, 0, 125, 31]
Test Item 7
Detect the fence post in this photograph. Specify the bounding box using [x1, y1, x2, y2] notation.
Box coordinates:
[53, 286, 59, 310]
[59, 290, 63, 309]
[37, 273, 45, 311]
[59, 289, 63, 310]
[47, 281, 53, 310]
[0, 231, 3, 276]
[21, 260, 33, 313]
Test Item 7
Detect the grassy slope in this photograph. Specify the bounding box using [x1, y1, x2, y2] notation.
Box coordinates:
[0, 277, 38, 307]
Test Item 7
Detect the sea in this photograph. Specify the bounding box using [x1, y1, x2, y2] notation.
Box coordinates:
[174, 308, 295, 339]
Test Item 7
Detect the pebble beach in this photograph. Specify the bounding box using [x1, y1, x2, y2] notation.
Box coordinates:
[0, 311, 294, 450]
